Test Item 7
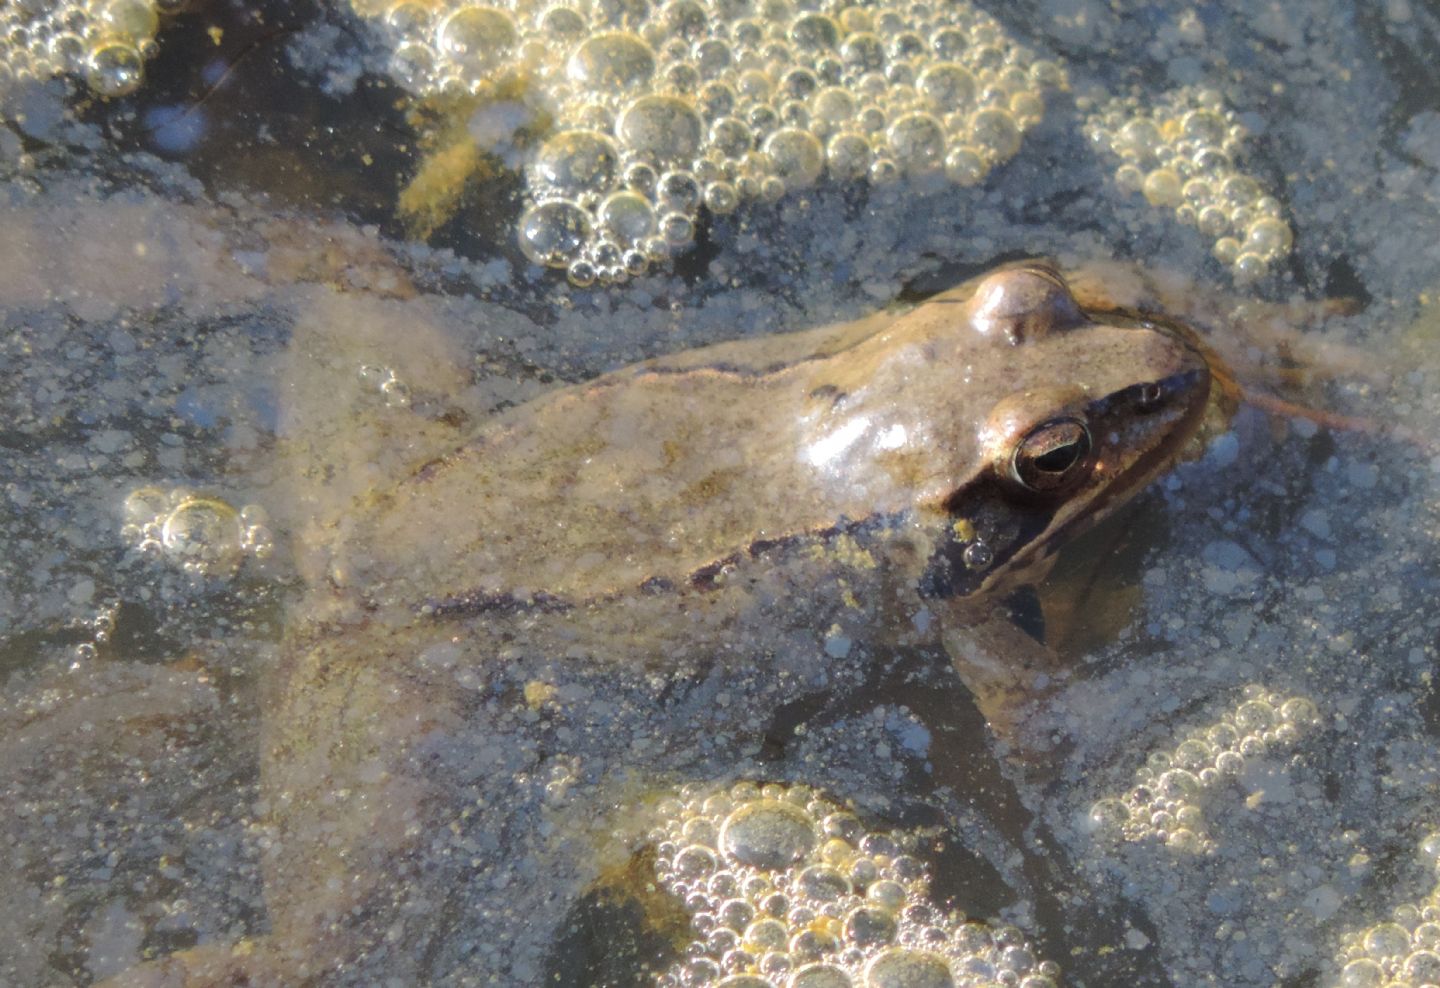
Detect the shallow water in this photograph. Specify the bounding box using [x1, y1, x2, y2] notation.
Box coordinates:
[1, 1, 1439, 986]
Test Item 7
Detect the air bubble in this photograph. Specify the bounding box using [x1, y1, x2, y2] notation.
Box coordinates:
[719, 799, 817, 870]
[764, 128, 825, 188]
[518, 199, 592, 267]
[436, 6, 517, 76]
[567, 31, 657, 90]
[790, 12, 840, 52]
[886, 112, 944, 174]
[618, 94, 705, 164]
[160, 496, 246, 576]
[658, 211, 696, 246]
[1244, 216, 1293, 259]
[790, 964, 854, 988]
[599, 190, 658, 244]
[533, 130, 620, 196]
[87, 41, 144, 96]
[967, 107, 1020, 161]
[917, 62, 975, 111]
[862, 949, 953, 988]
[704, 181, 740, 213]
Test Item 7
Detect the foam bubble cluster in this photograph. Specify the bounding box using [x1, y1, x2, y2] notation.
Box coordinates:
[1085, 86, 1294, 281]
[350, 0, 1066, 285]
[650, 780, 1062, 987]
[122, 486, 274, 578]
[0, 0, 180, 98]
[1333, 834, 1440, 988]
[1085, 686, 1322, 854]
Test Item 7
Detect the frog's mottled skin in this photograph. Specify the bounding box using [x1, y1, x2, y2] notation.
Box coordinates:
[108, 266, 1209, 987]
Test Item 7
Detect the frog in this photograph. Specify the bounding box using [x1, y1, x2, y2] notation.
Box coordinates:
[103, 262, 1210, 987]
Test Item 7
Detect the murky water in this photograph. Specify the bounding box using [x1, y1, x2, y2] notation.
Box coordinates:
[2, 1, 1439, 986]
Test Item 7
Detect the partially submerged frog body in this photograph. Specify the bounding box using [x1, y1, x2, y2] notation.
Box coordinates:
[106, 264, 1211, 986]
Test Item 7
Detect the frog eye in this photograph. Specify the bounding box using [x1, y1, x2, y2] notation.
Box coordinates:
[1009, 417, 1093, 493]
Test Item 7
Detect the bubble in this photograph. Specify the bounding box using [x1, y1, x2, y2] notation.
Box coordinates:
[764, 128, 824, 188]
[747, 103, 780, 137]
[533, 129, 620, 196]
[567, 31, 656, 90]
[1244, 216, 1293, 258]
[566, 258, 597, 287]
[801, 88, 853, 130]
[98, 0, 160, 42]
[788, 12, 839, 52]
[887, 112, 945, 174]
[737, 67, 773, 102]
[674, 843, 719, 879]
[1141, 167, 1182, 207]
[518, 199, 592, 267]
[618, 94, 705, 164]
[664, 61, 701, 93]
[1198, 205, 1229, 237]
[746, 916, 789, 951]
[796, 864, 851, 901]
[625, 161, 658, 194]
[123, 486, 169, 526]
[823, 133, 864, 183]
[759, 174, 786, 201]
[161, 496, 245, 575]
[1233, 698, 1276, 733]
[598, 190, 656, 244]
[660, 0, 708, 40]
[692, 38, 732, 79]
[1339, 959, 1383, 988]
[967, 107, 1021, 162]
[840, 31, 885, 74]
[87, 41, 144, 97]
[1364, 922, 1411, 960]
[436, 6, 517, 76]
[659, 211, 696, 246]
[706, 116, 753, 159]
[917, 63, 975, 111]
[779, 69, 818, 103]
[1086, 798, 1129, 832]
[790, 964, 854, 988]
[1009, 90, 1044, 126]
[704, 181, 739, 213]
[716, 976, 772, 988]
[719, 897, 757, 930]
[846, 905, 898, 948]
[390, 41, 437, 88]
[719, 799, 817, 870]
[1116, 117, 1163, 159]
[863, 948, 953, 988]
[657, 170, 703, 211]
[1405, 950, 1440, 982]
[539, 5, 586, 39]
[936, 145, 983, 186]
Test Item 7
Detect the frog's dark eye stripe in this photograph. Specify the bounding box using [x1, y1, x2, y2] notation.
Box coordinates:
[1009, 417, 1093, 493]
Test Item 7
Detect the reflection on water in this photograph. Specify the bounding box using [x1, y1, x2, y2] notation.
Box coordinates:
[1, 0, 1439, 986]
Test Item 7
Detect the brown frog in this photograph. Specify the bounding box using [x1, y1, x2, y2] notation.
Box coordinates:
[107, 263, 1210, 986]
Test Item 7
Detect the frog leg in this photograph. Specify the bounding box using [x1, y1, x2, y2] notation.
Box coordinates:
[940, 610, 1072, 756]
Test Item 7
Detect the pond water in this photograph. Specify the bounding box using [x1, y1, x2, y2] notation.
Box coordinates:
[2, 1, 1439, 986]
